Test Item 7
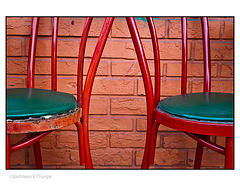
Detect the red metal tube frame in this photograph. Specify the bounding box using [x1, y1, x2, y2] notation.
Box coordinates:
[181, 17, 187, 94]
[185, 132, 225, 155]
[77, 17, 93, 105]
[10, 131, 52, 153]
[82, 17, 115, 168]
[201, 17, 211, 93]
[146, 17, 160, 107]
[27, 17, 39, 88]
[126, 17, 155, 168]
[51, 17, 59, 91]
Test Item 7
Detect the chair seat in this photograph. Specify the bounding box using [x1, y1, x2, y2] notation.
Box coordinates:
[7, 88, 77, 119]
[157, 92, 233, 122]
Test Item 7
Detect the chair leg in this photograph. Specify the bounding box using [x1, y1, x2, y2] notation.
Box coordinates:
[141, 120, 155, 169]
[225, 137, 234, 169]
[148, 121, 160, 165]
[6, 134, 10, 169]
[75, 121, 86, 166]
[194, 135, 210, 169]
[83, 123, 93, 169]
[27, 133, 43, 169]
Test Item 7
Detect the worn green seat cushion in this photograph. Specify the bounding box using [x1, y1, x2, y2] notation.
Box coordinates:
[157, 92, 233, 122]
[7, 88, 77, 119]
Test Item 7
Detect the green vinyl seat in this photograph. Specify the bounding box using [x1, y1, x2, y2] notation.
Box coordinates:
[7, 88, 77, 119]
[157, 92, 233, 122]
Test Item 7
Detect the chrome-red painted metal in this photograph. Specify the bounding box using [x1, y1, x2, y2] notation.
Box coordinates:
[181, 17, 187, 94]
[82, 17, 114, 168]
[27, 17, 39, 88]
[51, 17, 59, 91]
[201, 17, 211, 93]
[147, 17, 160, 107]
[77, 17, 93, 105]
[11, 132, 52, 153]
[6, 134, 10, 169]
[193, 135, 210, 169]
[131, 17, 234, 169]
[26, 133, 43, 168]
[75, 121, 86, 166]
[185, 133, 224, 155]
[126, 17, 155, 169]
[225, 137, 234, 169]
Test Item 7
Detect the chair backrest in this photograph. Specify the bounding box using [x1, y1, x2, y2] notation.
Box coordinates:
[127, 16, 211, 123]
[27, 17, 114, 109]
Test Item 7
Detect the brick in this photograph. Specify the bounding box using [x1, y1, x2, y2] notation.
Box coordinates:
[169, 18, 221, 39]
[92, 77, 135, 95]
[191, 78, 233, 93]
[160, 40, 189, 60]
[101, 39, 137, 59]
[89, 97, 108, 115]
[7, 17, 32, 35]
[26, 38, 80, 57]
[223, 20, 234, 39]
[188, 149, 224, 168]
[9, 134, 26, 145]
[34, 76, 51, 90]
[56, 76, 76, 93]
[110, 133, 152, 148]
[166, 62, 218, 77]
[211, 79, 234, 93]
[10, 149, 26, 165]
[112, 18, 165, 38]
[29, 148, 71, 165]
[111, 60, 156, 76]
[163, 133, 197, 149]
[138, 78, 181, 96]
[91, 149, 133, 166]
[39, 132, 56, 149]
[136, 118, 176, 131]
[89, 116, 133, 131]
[221, 62, 234, 77]
[110, 97, 146, 115]
[56, 131, 78, 149]
[208, 20, 221, 38]
[195, 42, 233, 60]
[7, 75, 26, 88]
[89, 18, 107, 37]
[60, 17, 106, 37]
[154, 149, 186, 166]
[58, 17, 86, 36]
[25, 38, 50, 57]
[135, 149, 185, 166]
[7, 58, 27, 75]
[83, 59, 109, 76]
[38, 17, 52, 35]
[86, 38, 157, 60]
[216, 136, 226, 147]
[66, 150, 83, 165]
[7, 57, 109, 76]
[7, 38, 22, 56]
[89, 132, 109, 149]
[56, 131, 108, 150]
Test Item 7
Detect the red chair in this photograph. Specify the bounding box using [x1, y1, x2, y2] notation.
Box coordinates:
[126, 17, 234, 169]
[6, 17, 114, 169]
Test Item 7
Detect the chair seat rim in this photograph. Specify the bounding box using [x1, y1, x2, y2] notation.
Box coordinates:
[7, 106, 81, 134]
[154, 108, 233, 137]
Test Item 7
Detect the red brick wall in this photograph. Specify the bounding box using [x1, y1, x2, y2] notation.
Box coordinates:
[7, 17, 234, 169]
